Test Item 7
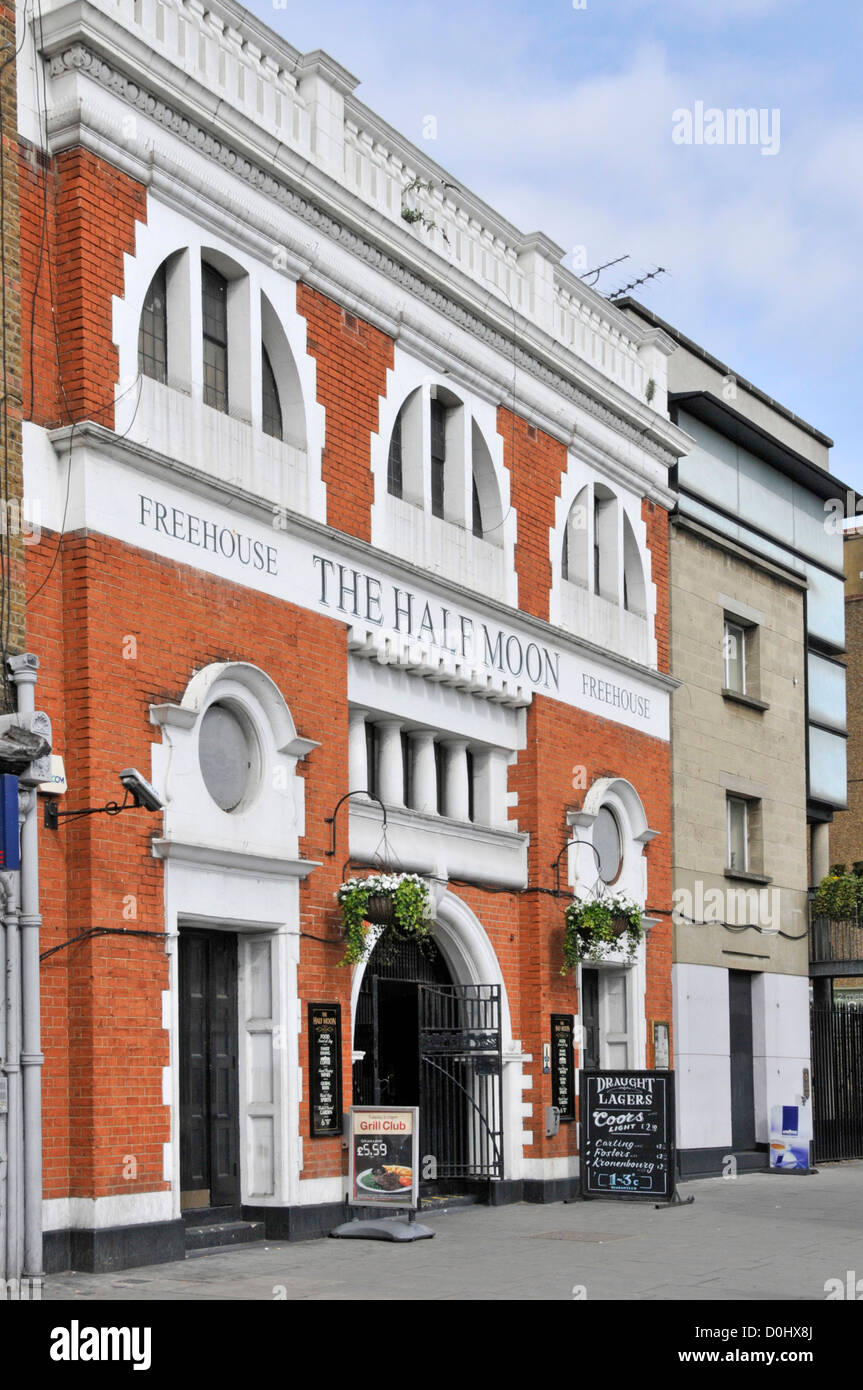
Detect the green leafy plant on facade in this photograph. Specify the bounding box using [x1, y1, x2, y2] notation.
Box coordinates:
[561, 892, 644, 974]
[813, 869, 863, 921]
[336, 872, 433, 967]
[401, 177, 449, 243]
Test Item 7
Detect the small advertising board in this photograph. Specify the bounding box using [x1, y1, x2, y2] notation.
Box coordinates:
[580, 1069, 676, 1200]
[551, 1014, 576, 1121]
[349, 1106, 419, 1209]
[308, 1002, 342, 1137]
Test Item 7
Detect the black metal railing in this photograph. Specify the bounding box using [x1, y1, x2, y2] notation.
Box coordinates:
[809, 913, 863, 967]
[419, 984, 504, 1181]
[811, 1002, 863, 1161]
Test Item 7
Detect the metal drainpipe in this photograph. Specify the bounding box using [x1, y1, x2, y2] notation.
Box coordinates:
[9, 655, 44, 1278]
[1, 866, 22, 1279]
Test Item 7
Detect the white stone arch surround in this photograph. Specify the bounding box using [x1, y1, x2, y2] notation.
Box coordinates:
[568, 776, 660, 1072]
[349, 885, 526, 1182]
[549, 452, 657, 666]
[149, 661, 319, 1219]
[112, 193, 326, 521]
[370, 344, 518, 606]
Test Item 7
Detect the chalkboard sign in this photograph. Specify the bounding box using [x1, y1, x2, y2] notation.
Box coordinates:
[349, 1106, 419, 1208]
[551, 1015, 575, 1120]
[308, 1002, 342, 1137]
[580, 1069, 675, 1200]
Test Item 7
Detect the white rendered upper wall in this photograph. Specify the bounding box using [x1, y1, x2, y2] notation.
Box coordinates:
[19, 0, 678, 423]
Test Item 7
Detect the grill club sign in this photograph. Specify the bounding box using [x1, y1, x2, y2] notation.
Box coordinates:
[349, 1107, 419, 1209]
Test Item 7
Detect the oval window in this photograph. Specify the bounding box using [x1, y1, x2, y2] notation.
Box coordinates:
[199, 703, 255, 811]
[594, 806, 622, 883]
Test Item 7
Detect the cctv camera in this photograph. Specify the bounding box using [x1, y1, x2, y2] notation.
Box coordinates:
[118, 767, 163, 813]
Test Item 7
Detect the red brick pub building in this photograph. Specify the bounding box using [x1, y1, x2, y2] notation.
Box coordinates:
[18, 0, 688, 1270]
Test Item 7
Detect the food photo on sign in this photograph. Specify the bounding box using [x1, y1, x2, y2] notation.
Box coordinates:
[350, 1107, 419, 1206]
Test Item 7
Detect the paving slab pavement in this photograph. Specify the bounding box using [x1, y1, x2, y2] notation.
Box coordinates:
[40, 1163, 863, 1302]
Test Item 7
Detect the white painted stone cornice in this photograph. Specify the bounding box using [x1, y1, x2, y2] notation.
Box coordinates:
[34, 16, 690, 477]
[296, 48, 360, 95]
[151, 838, 321, 879]
[43, 92, 683, 505]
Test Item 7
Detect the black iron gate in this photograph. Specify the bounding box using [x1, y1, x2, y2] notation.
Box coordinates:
[419, 983, 504, 1181]
[811, 1003, 863, 1161]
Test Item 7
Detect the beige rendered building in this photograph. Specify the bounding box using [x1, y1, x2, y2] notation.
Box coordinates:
[622, 301, 848, 1174]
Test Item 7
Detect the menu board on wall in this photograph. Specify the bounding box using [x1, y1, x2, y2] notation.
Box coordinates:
[551, 1014, 576, 1121]
[308, 1003, 342, 1137]
[580, 1069, 675, 1200]
[349, 1107, 419, 1209]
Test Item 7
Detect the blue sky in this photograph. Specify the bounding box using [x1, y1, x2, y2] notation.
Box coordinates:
[244, 0, 861, 498]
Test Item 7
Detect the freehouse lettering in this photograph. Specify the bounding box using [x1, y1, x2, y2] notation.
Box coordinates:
[139, 495, 278, 574]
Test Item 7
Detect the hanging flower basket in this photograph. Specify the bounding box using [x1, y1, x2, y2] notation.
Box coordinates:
[364, 895, 397, 927]
[336, 872, 433, 966]
[561, 893, 644, 974]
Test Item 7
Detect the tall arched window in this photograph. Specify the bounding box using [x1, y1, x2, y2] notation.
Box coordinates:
[138, 262, 168, 383]
[562, 485, 589, 587]
[202, 263, 229, 413]
[561, 482, 645, 611]
[261, 345, 282, 440]
[387, 406, 404, 498]
[384, 386, 502, 544]
[622, 513, 647, 616]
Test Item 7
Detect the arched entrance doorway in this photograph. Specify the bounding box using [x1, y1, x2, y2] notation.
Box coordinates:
[353, 931, 504, 1188]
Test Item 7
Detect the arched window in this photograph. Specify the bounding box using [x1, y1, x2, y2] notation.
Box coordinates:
[261, 345, 282, 440]
[384, 386, 502, 544]
[561, 482, 645, 611]
[387, 405, 404, 498]
[138, 262, 168, 383]
[202, 263, 229, 413]
[622, 513, 647, 616]
[260, 292, 306, 451]
[562, 485, 589, 587]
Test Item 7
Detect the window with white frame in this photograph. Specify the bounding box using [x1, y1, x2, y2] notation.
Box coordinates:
[562, 481, 645, 614]
[138, 262, 168, 384]
[723, 619, 747, 694]
[384, 385, 503, 545]
[727, 795, 750, 873]
[593, 805, 623, 884]
[722, 615, 764, 704]
[201, 263, 229, 413]
[136, 254, 302, 449]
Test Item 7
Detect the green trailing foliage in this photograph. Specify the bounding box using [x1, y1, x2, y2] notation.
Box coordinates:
[561, 892, 644, 973]
[813, 867, 863, 921]
[336, 872, 433, 967]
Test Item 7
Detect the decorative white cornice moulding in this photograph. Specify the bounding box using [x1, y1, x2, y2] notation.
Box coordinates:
[151, 838, 321, 879]
[33, 10, 691, 473]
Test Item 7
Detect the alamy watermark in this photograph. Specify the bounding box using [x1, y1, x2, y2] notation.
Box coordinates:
[672, 102, 780, 157]
[672, 882, 784, 933]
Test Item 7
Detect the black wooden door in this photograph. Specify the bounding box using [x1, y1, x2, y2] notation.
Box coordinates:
[180, 930, 240, 1207]
[729, 969, 756, 1151]
[582, 969, 600, 1071]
